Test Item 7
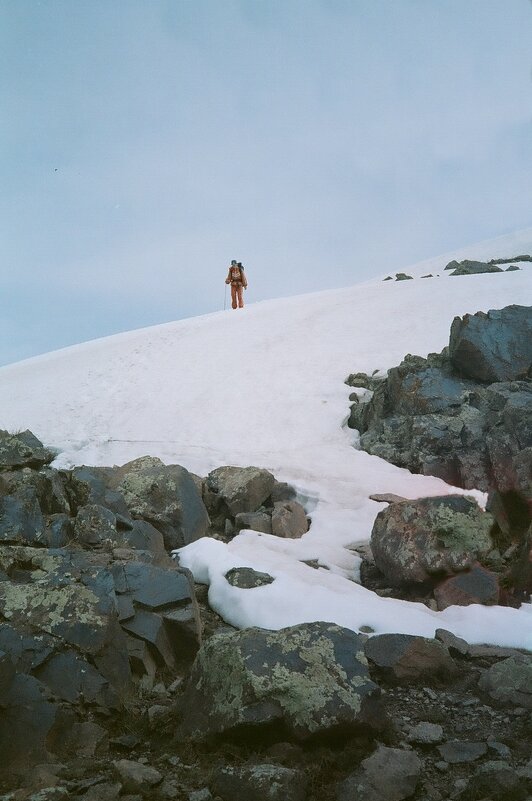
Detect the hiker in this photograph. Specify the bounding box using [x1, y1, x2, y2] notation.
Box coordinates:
[225, 260, 248, 309]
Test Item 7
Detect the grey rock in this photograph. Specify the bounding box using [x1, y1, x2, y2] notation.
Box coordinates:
[121, 609, 177, 668]
[177, 621, 384, 741]
[478, 655, 532, 709]
[188, 790, 212, 801]
[234, 511, 272, 534]
[456, 759, 526, 800]
[74, 503, 117, 547]
[271, 500, 308, 538]
[448, 259, 504, 276]
[47, 514, 73, 547]
[224, 567, 275, 588]
[126, 635, 158, 677]
[111, 561, 192, 610]
[407, 721, 444, 745]
[206, 465, 275, 516]
[120, 520, 167, 559]
[0, 546, 132, 696]
[0, 429, 54, 470]
[371, 495, 493, 586]
[108, 457, 210, 550]
[337, 745, 422, 801]
[113, 759, 163, 793]
[437, 740, 488, 763]
[434, 629, 470, 656]
[449, 305, 532, 382]
[395, 273, 414, 281]
[364, 634, 456, 682]
[34, 650, 118, 707]
[211, 763, 307, 801]
[0, 486, 46, 545]
[81, 783, 122, 801]
[506, 264, 521, 271]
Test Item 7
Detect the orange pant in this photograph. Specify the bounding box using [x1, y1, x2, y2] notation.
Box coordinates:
[231, 283, 244, 309]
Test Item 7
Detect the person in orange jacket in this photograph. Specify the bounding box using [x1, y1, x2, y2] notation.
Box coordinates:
[225, 260, 248, 309]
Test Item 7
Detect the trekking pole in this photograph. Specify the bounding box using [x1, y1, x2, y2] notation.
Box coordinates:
[224, 283, 227, 311]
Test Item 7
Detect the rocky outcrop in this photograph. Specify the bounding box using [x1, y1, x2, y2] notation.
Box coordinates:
[449, 305, 532, 383]
[177, 622, 384, 742]
[445, 259, 504, 276]
[348, 306, 532, 497]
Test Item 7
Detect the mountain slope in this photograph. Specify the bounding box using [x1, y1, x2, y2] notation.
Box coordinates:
[1, 230, 531, 648]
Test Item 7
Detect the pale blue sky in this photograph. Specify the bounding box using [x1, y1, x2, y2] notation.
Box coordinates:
[1, 0, 531, 365]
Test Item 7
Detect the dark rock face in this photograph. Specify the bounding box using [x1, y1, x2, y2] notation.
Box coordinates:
[348, 306, 532, 497]
[177, 622, 384, 742]
[371, 496, 493, 586]
[449, 306, 532, 383]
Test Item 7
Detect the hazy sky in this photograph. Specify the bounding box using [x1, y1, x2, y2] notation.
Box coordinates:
[1, 0, 531, 365]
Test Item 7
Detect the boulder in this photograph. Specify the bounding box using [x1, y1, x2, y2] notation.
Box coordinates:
[407, 722, 444, 745]
[107, 457, 210, 550]
[364, 634, 456, 683]
[211, 763, 307, 801]
[206, 466, 275, 516]
[395, 273, 413, 281]
[437, 741, 488, 764]
[371, 496, 493, 586]
[449, 305, 532, 383]
[433, 563, 500, 610]
[478, 655, 532, 709]
[336, 745, 422, 801]
[177, 622, 384, 742]
[0, 429, 54, 471]
[224, 567, 275, 588]
[271, 500, 308, 538]
[234, 511, 272, 534]
[0, 546, 131, 695]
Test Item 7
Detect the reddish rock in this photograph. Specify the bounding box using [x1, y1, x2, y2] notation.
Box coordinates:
[434, 563, 499, 610]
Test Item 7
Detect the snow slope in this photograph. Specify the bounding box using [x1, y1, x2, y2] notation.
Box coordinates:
[1, 230, 531, 649]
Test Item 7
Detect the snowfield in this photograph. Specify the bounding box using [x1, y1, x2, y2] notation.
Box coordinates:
[1, 230, 531, 649]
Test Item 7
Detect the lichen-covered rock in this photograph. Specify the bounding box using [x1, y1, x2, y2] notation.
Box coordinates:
[74, 503, 117, 547]
[224, 567, 275, 588]
[0, 429, 54, 471]
[336, 745, 422, 801]
[234, 511, 272, 534]
[478, 655, 532, 709]
[211, 763, 308, 801]
[0, 546, 131, 694]
[176, 622, 384, 742]
[107, 457, 210, 550]
[364, 634, 457, 683]
[449, 305, 532, 382]
[371, 496, 493, 586]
